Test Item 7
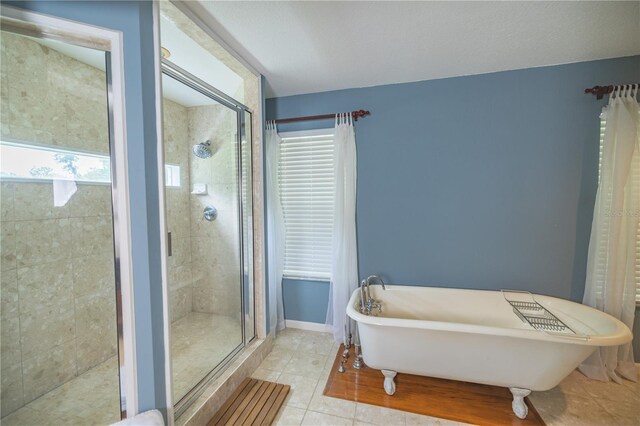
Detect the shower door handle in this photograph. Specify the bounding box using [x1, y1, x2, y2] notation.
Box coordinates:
[167, 232, 172, 257]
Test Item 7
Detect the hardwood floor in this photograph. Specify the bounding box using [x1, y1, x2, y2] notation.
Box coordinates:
[207, 378, 290, 426]
[323, 345, 545, 426]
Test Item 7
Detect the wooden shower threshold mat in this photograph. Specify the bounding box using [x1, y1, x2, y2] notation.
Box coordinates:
[323, 345, 545, 426]
[207, 378, 290, 426]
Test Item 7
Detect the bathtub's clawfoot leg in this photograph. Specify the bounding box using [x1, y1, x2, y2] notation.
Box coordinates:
[381, 370, 397, 395]
[509, 388, 531, 419]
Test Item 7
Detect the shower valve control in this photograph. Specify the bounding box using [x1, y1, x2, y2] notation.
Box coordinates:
[203, 205, 218, 222]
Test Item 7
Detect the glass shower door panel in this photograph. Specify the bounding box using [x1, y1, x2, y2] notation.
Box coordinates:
[0, 31, 121, 424]
[162, 73, 244, 405]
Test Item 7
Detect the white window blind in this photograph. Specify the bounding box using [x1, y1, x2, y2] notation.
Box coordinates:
[597, 116, 640, 303]
[279, 131, 335, 280]
[241, 138, 252, 274]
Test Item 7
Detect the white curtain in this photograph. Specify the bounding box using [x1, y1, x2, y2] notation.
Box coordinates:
[266, 121, 286, 332]
[326, 113, 359, 343]
[580, 85, 639, 383]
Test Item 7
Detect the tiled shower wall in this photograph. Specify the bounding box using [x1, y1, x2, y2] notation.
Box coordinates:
[0, 33, 117, 415]
[164, 98, 194, 322]
[164, 99, 242, 321]
[188, 104, 241, 318]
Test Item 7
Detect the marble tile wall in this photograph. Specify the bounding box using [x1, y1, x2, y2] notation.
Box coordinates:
[0, 33, 118, 416]
[163, 98, 194, 322]
[164, 96, 254, 324]
[187, 104, 242, 318]
[163, 98, 245, 321]
[242, 74, 265, 338]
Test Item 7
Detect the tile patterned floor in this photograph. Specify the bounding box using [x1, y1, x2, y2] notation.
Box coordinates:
[2, 324, 637, 425]
[253, 328, 469, 426]
[1, 312, 242, 426]
[260, 328, 640, 426]
[529, 367, 640, 426]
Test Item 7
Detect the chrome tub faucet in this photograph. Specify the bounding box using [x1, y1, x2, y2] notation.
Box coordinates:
[366, 274, 386, 290]
[359, 275, 385, 315]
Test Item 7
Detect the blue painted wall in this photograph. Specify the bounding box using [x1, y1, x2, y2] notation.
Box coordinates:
[266, 56, 640, 323]
[282, 279, 330, 324]
[4, 0, 167, 415]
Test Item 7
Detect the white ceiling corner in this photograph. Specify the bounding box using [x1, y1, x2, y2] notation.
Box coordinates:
[191, 1, 640, 98]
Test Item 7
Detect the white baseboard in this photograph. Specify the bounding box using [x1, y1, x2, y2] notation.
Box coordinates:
[285, 319, 330, 333]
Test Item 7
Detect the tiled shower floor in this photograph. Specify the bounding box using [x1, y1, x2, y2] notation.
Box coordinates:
[258, 328, 640, 426]
[171, 312, 243, 402]
[1, 312, 242, 426]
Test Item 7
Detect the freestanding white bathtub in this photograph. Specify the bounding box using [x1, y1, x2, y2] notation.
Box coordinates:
[346, 285, 632, 419]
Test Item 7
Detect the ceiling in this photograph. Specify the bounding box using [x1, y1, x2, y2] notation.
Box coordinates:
[189, 1, 640, 98]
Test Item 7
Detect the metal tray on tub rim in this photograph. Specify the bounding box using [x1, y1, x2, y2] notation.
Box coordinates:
[501, 290, 589, 341]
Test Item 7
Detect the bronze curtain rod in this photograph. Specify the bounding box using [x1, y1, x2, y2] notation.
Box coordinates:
[272, 109, 370, 124]
[585, 84, 639, 100]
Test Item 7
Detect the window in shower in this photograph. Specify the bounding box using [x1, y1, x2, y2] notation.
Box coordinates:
[0, 141, 112, 183]
[165, 164, 182, 187]
[0, 30, 123, 424]
[0, 141, 181, 188]
[161, 63, 255, 414]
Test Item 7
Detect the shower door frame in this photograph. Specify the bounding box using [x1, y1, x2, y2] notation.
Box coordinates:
[159, 59, 256, 417]
[0, 5, 138, 419]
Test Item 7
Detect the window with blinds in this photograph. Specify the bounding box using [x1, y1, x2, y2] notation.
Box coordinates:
[241, 136, 251, 274]
[279, 130, 335, 280]
[597, 116, 640, 303]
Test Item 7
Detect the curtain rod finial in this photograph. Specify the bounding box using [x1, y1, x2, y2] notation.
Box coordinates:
[352, 110, 370, 121]
[585, 85, 615, 100]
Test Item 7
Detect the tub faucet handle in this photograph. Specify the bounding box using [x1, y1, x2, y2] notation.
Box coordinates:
[368, 301, 383, 316]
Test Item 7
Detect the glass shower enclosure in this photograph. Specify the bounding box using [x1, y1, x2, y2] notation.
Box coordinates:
[0, 27, 123, 424]
[160, 60, 255, 415]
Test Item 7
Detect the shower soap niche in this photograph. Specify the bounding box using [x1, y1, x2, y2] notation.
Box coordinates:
[192, 183, 208, 195]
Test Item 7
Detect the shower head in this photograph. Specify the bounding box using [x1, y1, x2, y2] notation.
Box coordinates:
[192, 140, 212, 159]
